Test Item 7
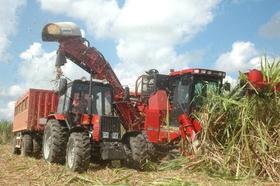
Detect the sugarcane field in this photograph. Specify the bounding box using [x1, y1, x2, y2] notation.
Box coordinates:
[0, 1, 279, 185]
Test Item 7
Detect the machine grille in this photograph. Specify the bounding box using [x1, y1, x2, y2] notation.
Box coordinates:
[100, 116, 121, 140]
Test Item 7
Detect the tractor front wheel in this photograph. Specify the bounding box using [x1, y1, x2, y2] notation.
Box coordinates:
[66, 132, 91, 173]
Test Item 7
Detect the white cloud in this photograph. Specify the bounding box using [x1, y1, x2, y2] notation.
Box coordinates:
[0, 101, 16, 120]
[17, 42, 89, 90]
[0, 0, 25, 60]
[19, 42, 44, 61]
[215, 41, 260, 73]
[38, 0, 219, 86]
[259, 11, 280, 39]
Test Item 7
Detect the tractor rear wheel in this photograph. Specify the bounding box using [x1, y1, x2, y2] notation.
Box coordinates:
[33, 135, 42, 158]
[21, 133, 33, 157]
[43, 119, 68, 164]
[66, 132, 91, 173]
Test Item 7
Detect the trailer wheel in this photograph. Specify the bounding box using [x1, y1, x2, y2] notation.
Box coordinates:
[21, 133, 33, 157]
[12, 135, 20, 155]
[43, 119, 68, 164]
[128, 133, 151, 169]
[33, 135, 42, 158]
[66, 132, 91, 173]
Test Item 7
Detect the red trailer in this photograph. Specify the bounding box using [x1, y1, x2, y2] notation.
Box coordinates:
[12, 89, 58, 156]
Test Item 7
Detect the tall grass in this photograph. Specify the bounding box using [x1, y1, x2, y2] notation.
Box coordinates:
[0, 120, 12, 144]
[191, 58, 280, 181]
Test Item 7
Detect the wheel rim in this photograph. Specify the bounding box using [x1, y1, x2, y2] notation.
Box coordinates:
[67, 141, 75, 168]
[43, 135, 51, 159]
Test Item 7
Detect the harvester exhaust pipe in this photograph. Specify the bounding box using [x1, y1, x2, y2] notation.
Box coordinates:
[42, 22, 82, 41]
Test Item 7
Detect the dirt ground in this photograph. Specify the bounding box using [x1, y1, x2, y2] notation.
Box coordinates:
[0, 144, 276, 186]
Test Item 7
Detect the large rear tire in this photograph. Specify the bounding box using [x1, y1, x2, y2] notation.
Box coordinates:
[33, 135, 42, 158]
[66, 132, 91, 173]
[43, 119, 68, 164]
[21, 133, 33, 157]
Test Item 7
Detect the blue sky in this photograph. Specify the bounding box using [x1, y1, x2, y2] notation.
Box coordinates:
[0, 0, 279, 119]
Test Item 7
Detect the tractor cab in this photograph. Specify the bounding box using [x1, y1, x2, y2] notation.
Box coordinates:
[57, 79, 113, 119]
[51, 78, 125, 163]
[168, 68, 226, 126]
[55, 78, 123, 144]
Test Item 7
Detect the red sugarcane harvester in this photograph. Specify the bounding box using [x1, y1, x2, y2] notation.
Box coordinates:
[40, 22, 229, 171]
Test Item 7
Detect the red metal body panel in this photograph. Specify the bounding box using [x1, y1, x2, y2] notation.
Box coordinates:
[48, 113, 65, 121]
[92, 115, 101, 142]
[13, 89, 58, 133]
[148, 90, 169, 111]
[169, 69, 193, 76]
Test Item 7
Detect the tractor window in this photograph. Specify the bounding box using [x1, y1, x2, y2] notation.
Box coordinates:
[92, 86, 112, 115]
[64, 86, 72, 111]
[104, 90, 112, 115]
[95, 91, 102, 115]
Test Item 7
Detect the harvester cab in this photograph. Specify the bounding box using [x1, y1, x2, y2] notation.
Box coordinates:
[168, 68, 226, 121]
[135, 68, 226, 146]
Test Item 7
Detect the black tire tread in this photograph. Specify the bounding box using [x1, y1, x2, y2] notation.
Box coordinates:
[21, 133, 33, 157]
[43, 119, 68, 164]
[66, 132, 91, 173]
[33, 135, 41, 158]
[128, 133, 154, 169]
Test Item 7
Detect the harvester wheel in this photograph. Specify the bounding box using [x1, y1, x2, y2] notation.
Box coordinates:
[66, 132, 91, 173]
[21, 133, 33, 156]
[33, 135, 42, 158]
[43, 119, 68, 164]
[129, 133, 151, 169]
[12, 135, 20, 155]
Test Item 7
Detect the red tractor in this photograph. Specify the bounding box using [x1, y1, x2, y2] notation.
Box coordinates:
[42, 22, 228, 170]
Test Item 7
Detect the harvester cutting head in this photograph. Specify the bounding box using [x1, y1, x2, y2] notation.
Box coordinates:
[42, 22, 82, 41]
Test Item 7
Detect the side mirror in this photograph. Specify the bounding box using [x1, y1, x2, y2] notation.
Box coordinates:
[58, 78, 67, 96]
[55, 51, 67, 67]
[223, 82, 231, 91]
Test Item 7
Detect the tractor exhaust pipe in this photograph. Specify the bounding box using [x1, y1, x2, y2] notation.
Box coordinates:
[42, 22, 82, 41]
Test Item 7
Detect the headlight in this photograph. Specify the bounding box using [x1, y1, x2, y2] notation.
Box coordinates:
[111, 132, 119, 139]
[193, 69, 200, 73]
[102, 132, 109, 138]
